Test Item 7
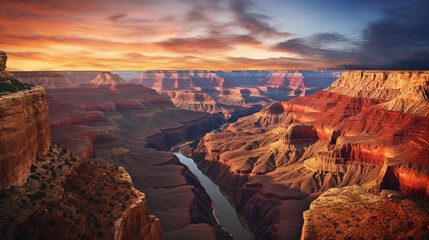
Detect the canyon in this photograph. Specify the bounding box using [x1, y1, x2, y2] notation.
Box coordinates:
[192, 70, 429, 239]
[3, 61, 428, 240]
[5, 68, 343, 239]
[0, 52, 162, 240]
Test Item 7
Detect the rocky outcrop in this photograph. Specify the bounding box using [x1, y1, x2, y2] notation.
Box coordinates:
[0, 143, 163, 240]
[0, 51, 13, 83]
[301, 186, 429, 240]
[87, 72, 127, 86]
[0, 52, 50, 190]
[192, 70, 429, 239]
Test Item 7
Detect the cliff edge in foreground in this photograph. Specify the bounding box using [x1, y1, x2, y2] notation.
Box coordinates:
[0, 51, 50, 190]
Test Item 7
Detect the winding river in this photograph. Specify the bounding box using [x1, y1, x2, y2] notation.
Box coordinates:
[173, 143, 253, 240]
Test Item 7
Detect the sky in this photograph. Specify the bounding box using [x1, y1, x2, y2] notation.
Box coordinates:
[1, 0, 428, 70]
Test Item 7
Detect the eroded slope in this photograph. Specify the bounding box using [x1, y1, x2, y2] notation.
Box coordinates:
[193, 70, 429, 239]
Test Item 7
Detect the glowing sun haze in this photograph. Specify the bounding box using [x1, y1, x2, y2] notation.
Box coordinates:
[1, 0, 428, 70]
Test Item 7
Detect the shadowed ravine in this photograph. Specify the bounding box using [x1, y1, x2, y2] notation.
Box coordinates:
[173, 150, 253, 240]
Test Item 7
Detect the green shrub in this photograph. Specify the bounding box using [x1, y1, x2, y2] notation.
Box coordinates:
[0, 79, 33, 93]
[30, 165, 37, 172]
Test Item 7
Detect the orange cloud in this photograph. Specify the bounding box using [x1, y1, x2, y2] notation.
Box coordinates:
[0, 0, 338, 70]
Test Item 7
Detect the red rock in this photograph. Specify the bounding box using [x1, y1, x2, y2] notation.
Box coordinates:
[193, 70, 429, 239]
[0, 86, 50, 189]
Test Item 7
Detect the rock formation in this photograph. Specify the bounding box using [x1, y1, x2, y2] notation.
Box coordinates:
[192, 70, 429, 239]
[160, 90, 220, 114]
[0, 143, 163, 240]
[0, 51, 50, 190]
[87, 72, 127, 85]
[0, 51, 13, 83]
[301, 186, 429, 240]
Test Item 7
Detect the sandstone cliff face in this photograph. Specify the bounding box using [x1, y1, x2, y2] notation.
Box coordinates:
[192, 70, 429, 239]
[326, 70, 429, 116]
[0, 52, 50, 190]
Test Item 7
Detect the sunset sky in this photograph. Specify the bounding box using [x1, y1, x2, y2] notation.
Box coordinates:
[1, 0, 428, 70]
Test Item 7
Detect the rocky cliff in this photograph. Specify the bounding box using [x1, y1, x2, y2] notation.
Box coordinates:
[192, 70, 429, 239]
[0, 51, 50, 190]
[0, 143, 163, 240]
[301, 186, 429, 240]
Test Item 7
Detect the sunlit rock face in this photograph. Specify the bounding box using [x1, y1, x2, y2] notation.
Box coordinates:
[0, 51, 50, 190]
[193, 70, 429, 239]
[132, 70, 342, 121]
[301, 186, 429, 240]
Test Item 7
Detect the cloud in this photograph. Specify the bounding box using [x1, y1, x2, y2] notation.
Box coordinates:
[272, 0, 429, 70]
[1, 0, 427, 70]
[107, 13, 127, 22]
[230, 0, 292, 37]
[158, 34, 261, 53]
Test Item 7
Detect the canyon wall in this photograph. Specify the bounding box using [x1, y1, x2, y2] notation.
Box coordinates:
[129, 70, 343, 103]
[40, 81, 232, 239]
[0, 87, 50, 189]
[0, 52, 51, 190]
[193, 70, 429, 239]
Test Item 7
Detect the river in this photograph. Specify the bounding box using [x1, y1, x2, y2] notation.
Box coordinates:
[173, 142, 253, 240]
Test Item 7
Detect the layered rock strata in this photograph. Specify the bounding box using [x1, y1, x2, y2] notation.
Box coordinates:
[0, 51, 50, 190]
[193, 70, 429, 239]
[44, 83, 232, 239]
[301, 186, 429, 240]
